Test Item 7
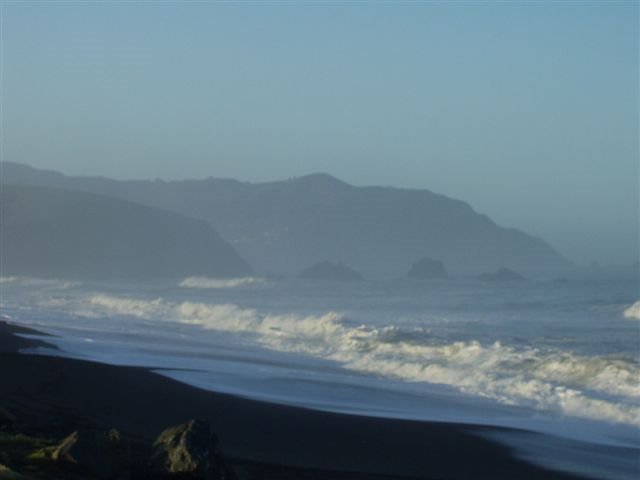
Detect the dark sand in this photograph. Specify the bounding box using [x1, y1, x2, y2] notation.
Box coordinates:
[0, 321, 587, 479]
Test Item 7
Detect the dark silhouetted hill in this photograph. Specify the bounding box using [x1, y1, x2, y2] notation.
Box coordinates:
[0, 184, 251, 280]
[1, 162, 570, 275]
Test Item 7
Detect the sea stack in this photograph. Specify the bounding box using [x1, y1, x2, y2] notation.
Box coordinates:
[408, 258, 448, 279]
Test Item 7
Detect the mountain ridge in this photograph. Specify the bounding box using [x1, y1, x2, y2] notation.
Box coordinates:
[1, 162, 570, 275]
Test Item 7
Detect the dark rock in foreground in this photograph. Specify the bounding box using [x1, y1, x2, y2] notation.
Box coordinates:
[299, 261, 363, 281]
[0, 415, 238, 480]
[477, 268, 526, 282]
[149, 420, 231, 479]
[51, 429, 129, 479]
[407, 258, 447, 279]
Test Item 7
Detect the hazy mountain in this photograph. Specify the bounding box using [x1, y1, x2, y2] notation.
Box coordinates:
[1, 162, 570, 275]
[0, 184, 252, 280]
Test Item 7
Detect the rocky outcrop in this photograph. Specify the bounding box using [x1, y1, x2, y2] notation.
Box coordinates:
[0, 417, 238, 480]
[477, 268, 526, 282]
[51, 429, 129, 479]
[407, 258, 447, 279]
[148, 420, 231, 479]
[299, 261, 363, 281]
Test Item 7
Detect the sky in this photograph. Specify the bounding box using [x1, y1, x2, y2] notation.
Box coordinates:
[1, 1, 638, 266]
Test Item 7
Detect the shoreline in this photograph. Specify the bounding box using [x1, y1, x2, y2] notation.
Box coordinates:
[0, 320, 588, 479]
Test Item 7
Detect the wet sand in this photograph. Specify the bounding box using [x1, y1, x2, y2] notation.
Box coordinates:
[0, 320, 586, 479]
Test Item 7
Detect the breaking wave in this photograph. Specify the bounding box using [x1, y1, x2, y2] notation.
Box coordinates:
[0, 276, 78, 289]
[54, 293, 640, 426]
[623, 301, 640, 320]
[87, 294, 165, 318]
[0, 276, 21, 284]
[179, 276, 267, 289]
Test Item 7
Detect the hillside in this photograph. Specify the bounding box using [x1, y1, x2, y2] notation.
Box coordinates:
[1, 162, 569, 275]
[0, 184, 252, 279]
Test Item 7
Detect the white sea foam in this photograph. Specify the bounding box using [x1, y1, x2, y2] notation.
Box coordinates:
[0, 276, 79, 289]
[179, 276, 267, 289]
[622, 301, 640, 320]
[0, 276, 22, 284]
[59, 292, 640, 427]
[87, 294, 165, 318]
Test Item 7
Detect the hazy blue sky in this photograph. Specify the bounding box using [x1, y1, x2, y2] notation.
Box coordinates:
[2, 1, 638, 265]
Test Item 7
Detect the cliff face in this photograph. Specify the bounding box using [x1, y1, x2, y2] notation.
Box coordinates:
[0, 184, 252, 280]
[1, 162, 570, 275]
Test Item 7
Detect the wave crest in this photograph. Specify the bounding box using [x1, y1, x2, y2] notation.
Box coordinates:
[179, 276, 267, 289]
[0, 276, 78, 289]
[623, 301, 640, 320]
[87, 294, 165, 318]
[63, 293, 640, 426]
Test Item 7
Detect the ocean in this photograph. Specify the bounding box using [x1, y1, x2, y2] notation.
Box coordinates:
[1, 270, 638, 479]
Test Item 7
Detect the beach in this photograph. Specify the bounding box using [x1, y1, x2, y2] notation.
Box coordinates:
[0, 320, 588, 479]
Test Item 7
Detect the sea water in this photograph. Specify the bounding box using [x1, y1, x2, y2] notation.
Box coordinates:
[1, 270, 638, 479]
